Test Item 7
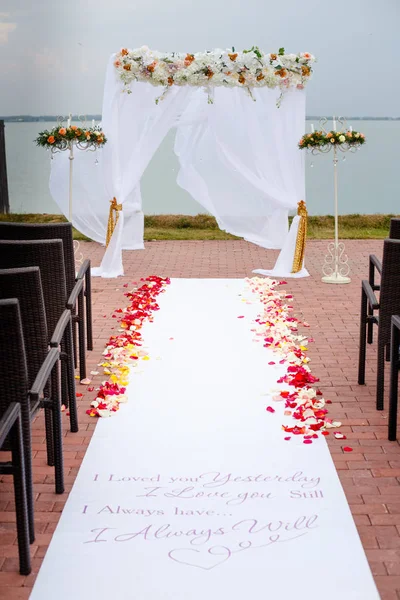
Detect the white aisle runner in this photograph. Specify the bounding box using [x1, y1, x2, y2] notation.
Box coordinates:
[31, 279, 379, 600]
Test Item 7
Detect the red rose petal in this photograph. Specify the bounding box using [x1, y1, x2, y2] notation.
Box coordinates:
[321, 431, 329, 436]
[237, 316, 245, 319]
[76, 392, 83, 398]
[303, 439, 313, 444]
[343, 446, 353, 452]
[268, 361, 276, 365]
[284, 436, 291, 441]
[266, 406, 275, 413]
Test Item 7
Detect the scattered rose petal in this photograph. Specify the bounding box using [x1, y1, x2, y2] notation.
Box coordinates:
[268, 361, 275, 365]
[321, 431, 329, 436]
[80, 378, 91, 385]
[87, 386, 94, 392]
[237, 316, 245, 319]
[284, 436, 291, 441]
[61, 404, 66, 412]
[343, 446, 353, 452]
[90, 371, 99, 376]
[303, 439, 313, 444]
[266, 406, 275, 413]
[334, 432, 347, 440]
[76, 392, 83, 398]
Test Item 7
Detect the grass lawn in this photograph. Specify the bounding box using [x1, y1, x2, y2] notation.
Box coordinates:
[0, 213, 398, 241]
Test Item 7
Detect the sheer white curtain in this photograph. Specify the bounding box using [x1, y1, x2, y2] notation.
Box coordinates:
[49, 55, 308, 278]
[174, 86, 308, 275]
[50, 60, 192, 277]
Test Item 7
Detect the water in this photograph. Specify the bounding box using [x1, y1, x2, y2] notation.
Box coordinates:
[4, 120, 400, 216]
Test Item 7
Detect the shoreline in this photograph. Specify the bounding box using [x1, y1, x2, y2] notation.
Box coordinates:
[1, 213, 398, 241]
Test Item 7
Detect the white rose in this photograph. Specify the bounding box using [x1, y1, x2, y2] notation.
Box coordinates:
[339, 135, 345, 142]
[355, 132, 360, 138]
[330, 138, 335, 143]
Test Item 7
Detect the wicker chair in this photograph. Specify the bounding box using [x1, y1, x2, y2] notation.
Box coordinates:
[369, 218, 400, 292]
[0, 300, 62, 555]
[388, 315, 400, 441]
[0, 240, 79, 432]
[0, 222, 92, 380]
[368, 219, 400, 344]
[0, 299, 32, 575]
[358, 238, 400, 410]
[0, 267, 74, 478]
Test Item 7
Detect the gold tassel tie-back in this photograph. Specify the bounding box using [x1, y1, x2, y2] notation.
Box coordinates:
[106, 197, 122, 248]
[291, 200, 308, 274]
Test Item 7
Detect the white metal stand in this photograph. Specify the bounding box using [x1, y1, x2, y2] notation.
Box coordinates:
[321, 145, 351, 284]
[308, 116, 362, 285]
[50, 114, 99, 269]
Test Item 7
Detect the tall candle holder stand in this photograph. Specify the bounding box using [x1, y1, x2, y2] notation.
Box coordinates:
[50, 114, 100, 269]
[307, 116, 363, 284]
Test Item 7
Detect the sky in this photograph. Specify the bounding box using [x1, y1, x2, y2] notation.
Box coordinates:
[0, 0, 399, 117]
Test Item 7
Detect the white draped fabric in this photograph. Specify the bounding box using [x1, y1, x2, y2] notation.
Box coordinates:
[50, 56, 308, 278]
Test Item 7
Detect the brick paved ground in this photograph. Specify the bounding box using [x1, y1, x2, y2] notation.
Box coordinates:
[1, 238, 399, 599]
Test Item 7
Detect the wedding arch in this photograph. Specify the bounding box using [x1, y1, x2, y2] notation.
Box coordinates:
[49, 46, 315, 278]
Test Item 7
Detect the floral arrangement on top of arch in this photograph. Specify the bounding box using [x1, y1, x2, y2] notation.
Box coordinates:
[114, 46, 316, 105]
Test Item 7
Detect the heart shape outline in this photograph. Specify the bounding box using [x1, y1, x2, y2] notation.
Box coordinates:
[168, 545, 232, 570]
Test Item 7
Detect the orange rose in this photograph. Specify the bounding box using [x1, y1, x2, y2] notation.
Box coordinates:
[228, 53, 238, 61]
[326, 132, 333, 138]
[147, 61, 156, 73]
[114, 60, 121, 68]
[184, 54, 195, 66]
[238, 74, 246, 84]
[59, 127, 66, 135]
[97, 136, 104, 143]
[301, 66, 310, 76]
[168, 76, 174, 86]
[75, 129, 82, 137]
[47, 136, 55, 144]
[70, 125, 78, 131]
[256, 73, 265, 81]
[121, 48, 129, 56]
[276, 68, 287, 78]
[270, 53, 277, 61]
[123, 64, 131, 71]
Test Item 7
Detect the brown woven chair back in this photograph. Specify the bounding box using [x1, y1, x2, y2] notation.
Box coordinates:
[0, 222, 75, 298]
[0, 299, 31, 443]
[379, 238, 400, 345]
[389, 218, 400, 240]
[0, 267, 48, 389]
[0, 239, 67, 335]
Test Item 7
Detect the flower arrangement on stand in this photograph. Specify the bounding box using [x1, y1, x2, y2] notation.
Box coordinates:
[36, 124, 107, 149]
[299, 129, 365, 150]
[114, 46, 316, 106]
